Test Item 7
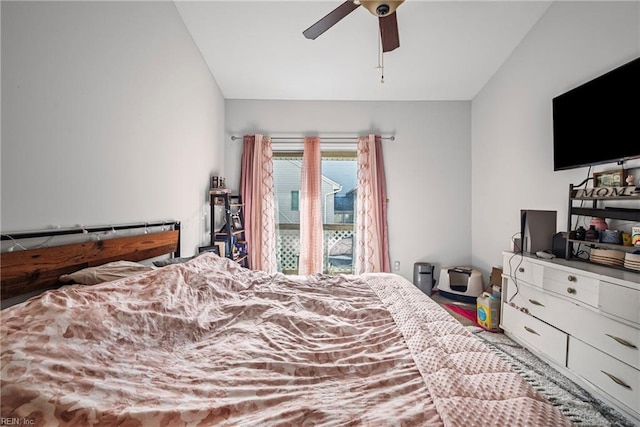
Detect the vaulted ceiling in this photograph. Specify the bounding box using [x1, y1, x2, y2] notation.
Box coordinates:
[174, 0, 552, 101]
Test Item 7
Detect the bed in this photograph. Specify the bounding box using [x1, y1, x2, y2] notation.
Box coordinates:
[0, 224, 572, 426]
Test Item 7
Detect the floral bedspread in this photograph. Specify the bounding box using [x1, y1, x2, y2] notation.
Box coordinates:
[1, 253, 571, 426]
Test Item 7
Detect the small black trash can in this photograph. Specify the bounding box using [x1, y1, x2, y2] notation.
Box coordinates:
[413, 262, 435, 295]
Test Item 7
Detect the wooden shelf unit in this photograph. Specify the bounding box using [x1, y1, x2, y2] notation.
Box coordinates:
[209, 190, 248, 268]
[566, 184, 640, 271]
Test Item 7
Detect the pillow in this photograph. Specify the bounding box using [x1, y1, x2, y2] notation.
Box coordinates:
[59, 260, 154, 285]
[152, 256, 194, 267]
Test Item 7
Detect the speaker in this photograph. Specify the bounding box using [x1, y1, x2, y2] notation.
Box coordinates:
[413, 262, 435, 295]
[520, 210, 557, 254]
[552, 232, 572, 258]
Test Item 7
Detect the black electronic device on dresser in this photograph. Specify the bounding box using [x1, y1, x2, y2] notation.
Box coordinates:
[552, 232, 572, 258]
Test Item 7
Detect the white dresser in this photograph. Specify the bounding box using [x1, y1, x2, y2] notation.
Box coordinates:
[501, 252, 640, 423]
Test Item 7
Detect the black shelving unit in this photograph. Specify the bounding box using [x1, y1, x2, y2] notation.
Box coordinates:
[209, 190, 248, 268]
[566, 183, 640, 269]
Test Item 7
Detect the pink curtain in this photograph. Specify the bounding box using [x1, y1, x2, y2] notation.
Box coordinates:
[355, 134, 391, 274]
[239, 134, 277, 273]
[298, 137, 324, 275]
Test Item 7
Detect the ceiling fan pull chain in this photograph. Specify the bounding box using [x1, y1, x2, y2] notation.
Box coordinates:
[304, 1, 401, 82]
[378, 24, 385, 84]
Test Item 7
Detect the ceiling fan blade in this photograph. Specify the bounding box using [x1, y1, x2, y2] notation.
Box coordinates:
[303, 1, 360, 40]
[379, 12, 400, 52]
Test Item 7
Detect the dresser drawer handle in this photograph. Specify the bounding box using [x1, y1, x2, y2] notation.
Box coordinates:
[605, 334, 638, 349]
[524, 326, 540, 336]
[567, 275, 577, 282]
[518, 267, 525, 273]
[566, 287, 576, 295]
[601, 371, 632, 390]
[528, 299, 545, 307]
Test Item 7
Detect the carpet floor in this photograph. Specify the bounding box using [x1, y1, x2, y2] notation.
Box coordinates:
[467, 326, 636, 426]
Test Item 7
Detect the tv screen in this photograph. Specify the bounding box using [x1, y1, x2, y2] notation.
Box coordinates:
[552, 57, 640, 171]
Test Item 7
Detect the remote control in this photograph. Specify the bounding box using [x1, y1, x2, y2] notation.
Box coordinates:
[536, 251, 556, 259]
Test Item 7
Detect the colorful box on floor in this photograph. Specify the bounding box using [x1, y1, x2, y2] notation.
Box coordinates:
[477, 292, 501, 331]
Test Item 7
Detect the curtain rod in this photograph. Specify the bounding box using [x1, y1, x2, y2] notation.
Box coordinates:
[230, 135, 395, 142]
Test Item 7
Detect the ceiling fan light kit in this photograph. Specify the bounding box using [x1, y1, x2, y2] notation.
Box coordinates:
[303, 0, 403, 52]
[358, 1, 404, 17]
[303, 0, 404, 83]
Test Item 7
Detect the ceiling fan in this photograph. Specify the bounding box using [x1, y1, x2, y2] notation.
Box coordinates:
[303, 1, 405, 53]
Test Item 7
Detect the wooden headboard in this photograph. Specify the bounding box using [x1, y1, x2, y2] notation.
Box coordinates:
[1, 221, 180, 300]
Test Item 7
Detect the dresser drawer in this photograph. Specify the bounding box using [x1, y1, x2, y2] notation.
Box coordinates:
[505, 279, 640, 368]
[502, 303, 568, 366]
[599, 281, 640, 325]
[502, 253, 543, 287]
[568, 337, 640, 417]
[505, 279, 577, 330]
[542, 266, 599, 307]
[566, 305, 640, 369]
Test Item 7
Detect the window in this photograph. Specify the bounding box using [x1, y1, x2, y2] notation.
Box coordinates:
[272, 151, 357, 274]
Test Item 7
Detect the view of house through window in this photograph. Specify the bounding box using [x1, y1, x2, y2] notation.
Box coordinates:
[272, 152, 357, 275]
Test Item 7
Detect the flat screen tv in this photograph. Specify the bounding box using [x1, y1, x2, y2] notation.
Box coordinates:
[552, 57, 640, 171]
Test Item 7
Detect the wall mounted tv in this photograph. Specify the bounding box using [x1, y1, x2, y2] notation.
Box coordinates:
[552, 57, 640, 171]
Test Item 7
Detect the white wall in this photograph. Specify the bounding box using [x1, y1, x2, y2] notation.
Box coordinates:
[472, 1, 640, 277]
[225, 100, 471, 281]
[1, 1, 226, 255]
[4, 1, 636, 285]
